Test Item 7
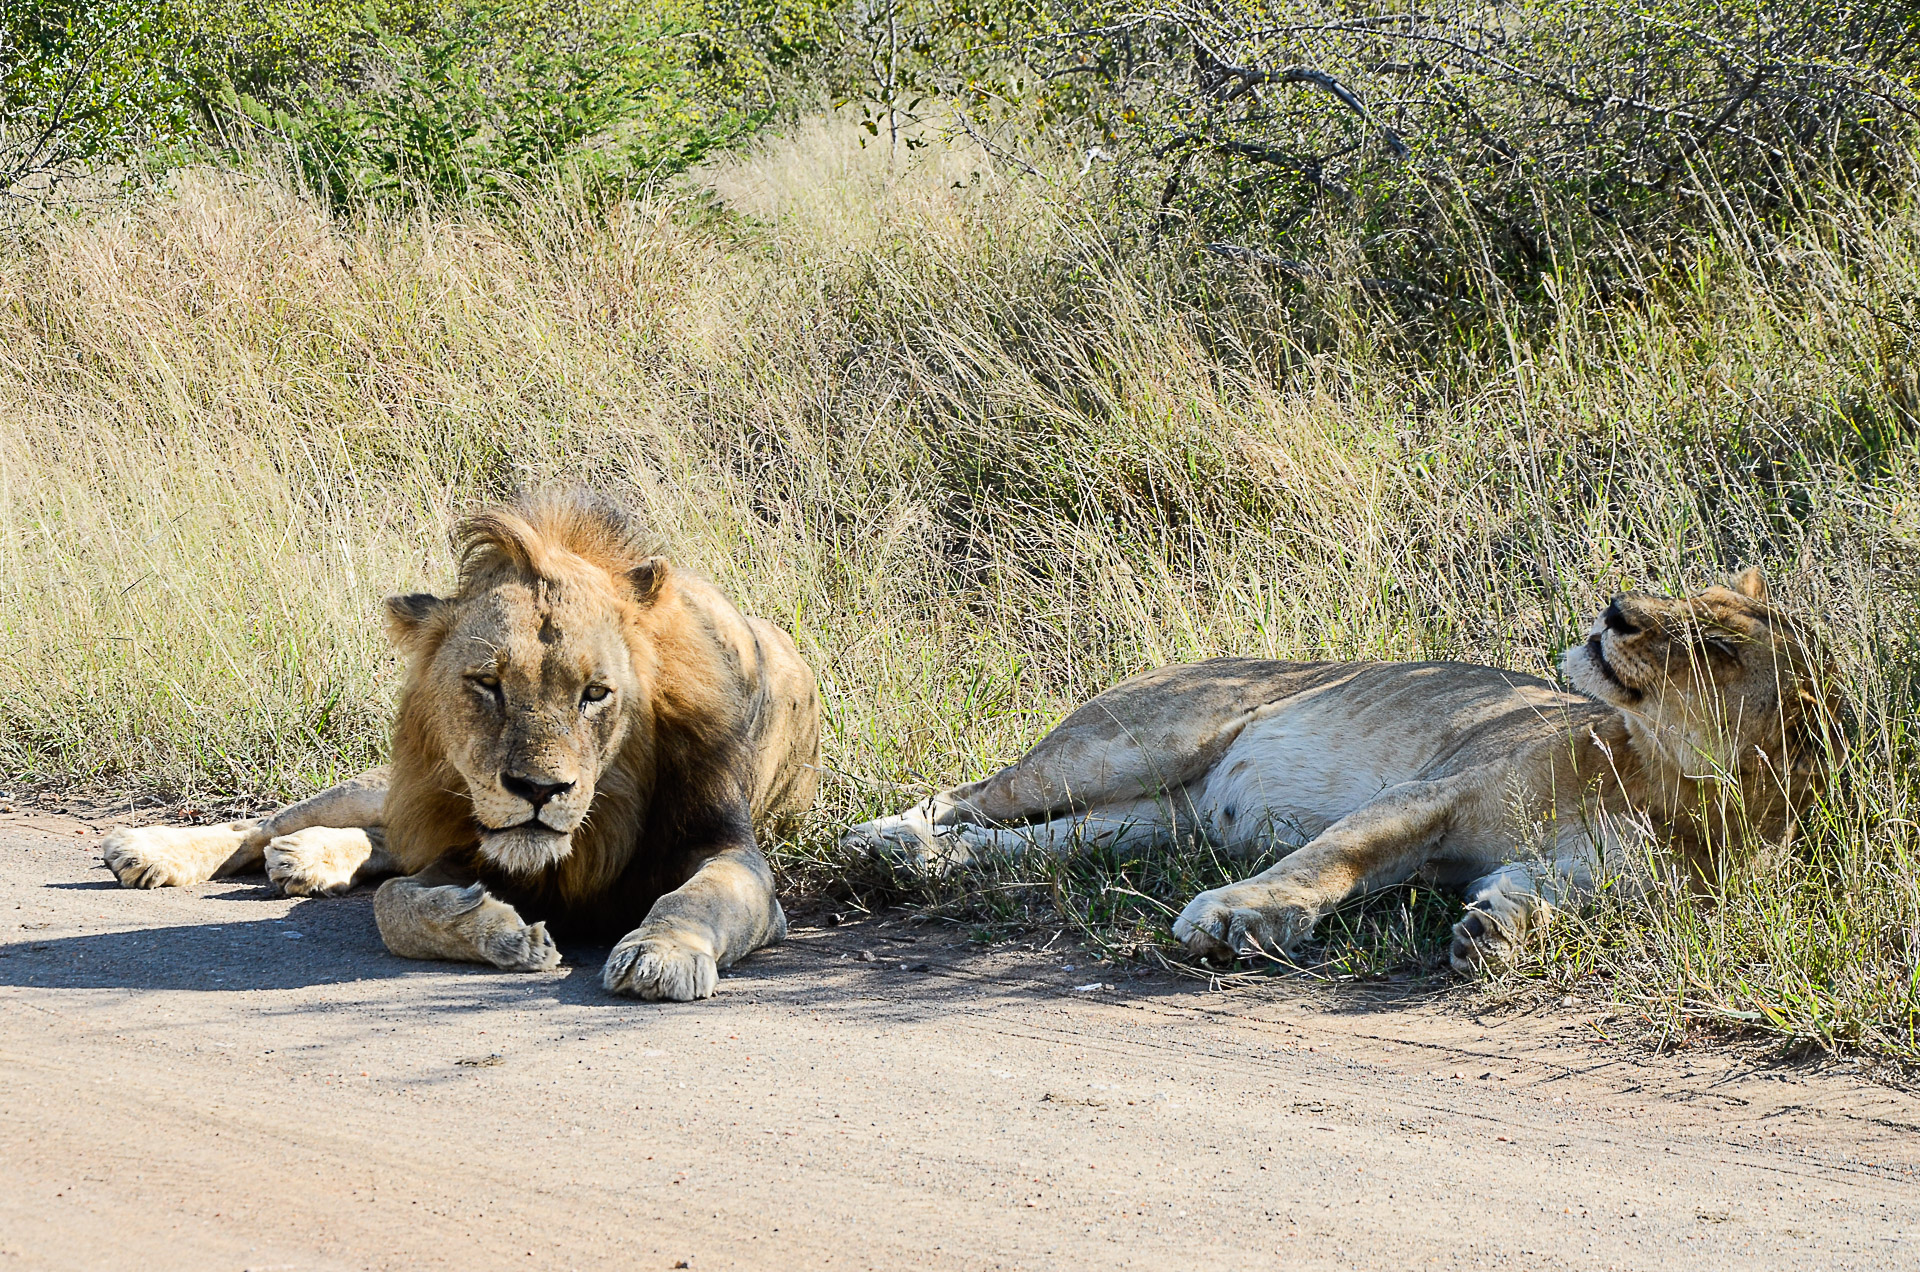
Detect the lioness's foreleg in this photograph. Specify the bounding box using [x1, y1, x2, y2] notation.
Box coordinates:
[604, 842, 784, 1002]
[373, 862, 560, 972]
[103, 768, 390, 891]
[1174, 778, 1470, 962]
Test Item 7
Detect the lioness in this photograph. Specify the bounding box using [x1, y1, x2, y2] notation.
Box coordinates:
[845, 571, 1841, 971]
[102, 493, 820, 1001]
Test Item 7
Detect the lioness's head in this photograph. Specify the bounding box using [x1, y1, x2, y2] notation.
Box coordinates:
[384, 494, 669, 876]
[1561, 568, 1844, 826]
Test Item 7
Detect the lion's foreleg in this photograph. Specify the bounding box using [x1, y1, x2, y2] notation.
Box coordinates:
[1174, 778, 1468, 962]
[603, 843, 782, 1002]
[373, 864, 560, 972]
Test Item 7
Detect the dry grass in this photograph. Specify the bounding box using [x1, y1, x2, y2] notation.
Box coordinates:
[2, 118, 1917, 1054]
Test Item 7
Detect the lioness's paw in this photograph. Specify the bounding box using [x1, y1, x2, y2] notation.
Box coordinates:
[482, 918, 562, 972]
[841, 813, 971, 875]
[603, 935, 719, 1002]
[265, 827, 374, 897]
[1449, 909, 1516, 976]
[1172, 888, 1318, 964]
[101, 825, 241, 889]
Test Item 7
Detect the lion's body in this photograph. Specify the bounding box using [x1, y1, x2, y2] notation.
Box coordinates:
[846, 574, 1838, 970]
[104, 494, 820, 1000]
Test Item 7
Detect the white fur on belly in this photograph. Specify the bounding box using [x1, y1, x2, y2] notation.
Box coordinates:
[1193, 703, 1426, 853]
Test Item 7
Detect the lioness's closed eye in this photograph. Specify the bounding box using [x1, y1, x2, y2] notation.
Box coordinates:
[102, 491, 822, 1002]
[845, 567, 1842, 972]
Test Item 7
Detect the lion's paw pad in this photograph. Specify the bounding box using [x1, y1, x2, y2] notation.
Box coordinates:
[603, 937, 718, 1001]
[1449, 910, 1515, 976]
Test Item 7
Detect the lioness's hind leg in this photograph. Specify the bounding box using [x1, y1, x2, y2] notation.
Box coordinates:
[265, 827, 395, 897]
[102, 821, 270, 889]
[374, 874, 560, 972]
[101, 767, 389, 892]
[1449, 864, 1551, 975]
[842, 795, 979, 873]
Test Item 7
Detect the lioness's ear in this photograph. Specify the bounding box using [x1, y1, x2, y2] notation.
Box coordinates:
[627, 557, 670, 606]
[385, 592, 447, 649]
[1730, 567, 1769, 602]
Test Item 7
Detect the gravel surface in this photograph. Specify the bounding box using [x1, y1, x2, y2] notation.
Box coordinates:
[2, 806, 1916, 1270]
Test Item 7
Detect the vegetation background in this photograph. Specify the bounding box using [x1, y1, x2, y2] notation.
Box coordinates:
[4, 0, 1917, 1057]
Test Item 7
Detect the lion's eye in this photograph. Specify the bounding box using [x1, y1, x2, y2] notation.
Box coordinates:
[467, 673, 502, 695]
[581, 684, 612, 704]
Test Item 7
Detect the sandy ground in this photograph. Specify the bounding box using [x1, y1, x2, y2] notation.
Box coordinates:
[1, 806, 1916, 1271]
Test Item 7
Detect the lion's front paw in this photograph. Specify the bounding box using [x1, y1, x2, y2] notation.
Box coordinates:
[841, 812, 972, 875]
[603, 933, 719, 1002]
[482, 918, 561, 972]
[1449, 908, 1517, 976]
[101, 824, 247, 889]
[1172, 887, 1319, 964]
[265, 827, 377, 897]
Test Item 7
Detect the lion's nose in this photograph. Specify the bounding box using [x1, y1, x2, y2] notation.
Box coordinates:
[1602, 599, 1640, 635]
[501, 772, 573, 809]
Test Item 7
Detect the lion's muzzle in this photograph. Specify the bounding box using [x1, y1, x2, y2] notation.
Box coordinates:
[478, 823, 575, 875]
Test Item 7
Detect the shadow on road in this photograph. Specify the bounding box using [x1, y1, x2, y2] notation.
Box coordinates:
[3, 871, 1447, 1026]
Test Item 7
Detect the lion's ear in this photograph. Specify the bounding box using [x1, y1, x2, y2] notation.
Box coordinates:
[385, 592, 447, 650]
[1731, 567, 1769, 602]
[627, 557, 670, 606]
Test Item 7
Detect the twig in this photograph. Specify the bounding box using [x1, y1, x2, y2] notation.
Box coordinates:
[950, 108, 1040, 177]
[1204, 242, 1451, 306]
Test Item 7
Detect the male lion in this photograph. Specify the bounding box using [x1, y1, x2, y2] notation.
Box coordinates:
[101, 493, 820, 1001]
[845, 571, 1841, 972]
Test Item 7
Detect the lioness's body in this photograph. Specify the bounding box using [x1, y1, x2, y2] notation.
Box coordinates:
[103, 494, 820, 1001]
[847, 573, 1836, 970]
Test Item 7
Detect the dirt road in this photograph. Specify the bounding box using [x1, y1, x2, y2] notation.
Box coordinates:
[1, 807, 1915, 1271]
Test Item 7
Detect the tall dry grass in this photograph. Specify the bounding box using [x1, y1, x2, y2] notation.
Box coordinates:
[2, 118, 1916, 1053]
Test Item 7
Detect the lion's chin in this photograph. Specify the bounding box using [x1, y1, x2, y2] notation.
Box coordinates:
[478, 825, 574, 875]
[1562, 638, 1640, 706]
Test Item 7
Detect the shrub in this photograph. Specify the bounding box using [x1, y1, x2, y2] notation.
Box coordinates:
[933, 0, 1920, 305]
[230, 9, 772, 210]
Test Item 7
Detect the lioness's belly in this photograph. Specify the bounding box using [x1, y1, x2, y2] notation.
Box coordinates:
[1188, 663, 1574, 852]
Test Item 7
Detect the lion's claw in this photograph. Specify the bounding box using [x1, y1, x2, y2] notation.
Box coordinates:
[483, 918, 561, 972]
[1172, 888, 1319, 964]
[603, 934, 719, 1001]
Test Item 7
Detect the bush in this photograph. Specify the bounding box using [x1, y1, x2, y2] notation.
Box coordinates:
[933, 0, 1920, 305]
[3, 0, 791, 209]
[231, 9, 772, 210]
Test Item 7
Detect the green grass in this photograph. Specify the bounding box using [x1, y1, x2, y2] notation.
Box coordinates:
[2, 117, 1917, 1055]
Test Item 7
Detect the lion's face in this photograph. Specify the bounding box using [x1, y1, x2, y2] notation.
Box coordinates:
[1561, 570, 1834, 788]
[390, 539, 666, 877]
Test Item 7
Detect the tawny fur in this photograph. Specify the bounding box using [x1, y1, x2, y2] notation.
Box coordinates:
[103, 492, 820, 1002]
[845, 570, 1843, 972]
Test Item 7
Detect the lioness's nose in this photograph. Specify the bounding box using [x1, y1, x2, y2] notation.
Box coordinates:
[502, 772, 573, 808]
[1602, 599, 1639, 635]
